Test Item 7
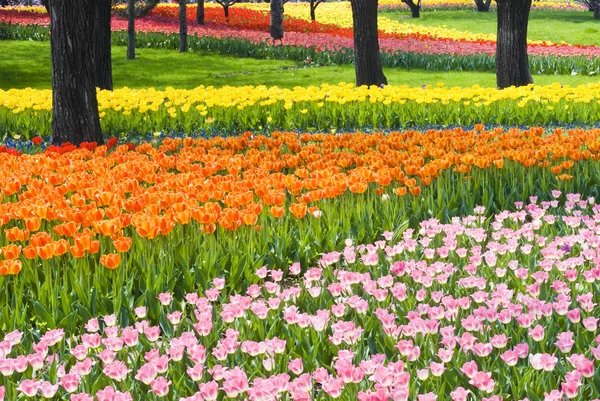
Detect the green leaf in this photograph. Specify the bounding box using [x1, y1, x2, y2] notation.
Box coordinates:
[33, 300, 55, 328]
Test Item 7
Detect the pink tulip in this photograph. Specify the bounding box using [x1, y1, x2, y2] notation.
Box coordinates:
[150, 376, 171, 397]
[562, 381, 581, 399]
[135, 363, 157, 385]
[288, 358, 303, 375]
[134, 306, 147, 318]
[84, 318, 99, 333]
[17, 379, 39, 397]
[187, 364, 204, 381]
[39, 381, 58, 399]
[157, 292, 173, 306]
[222, 367, 249, 398]
[199, 381, 219, 401]
[103, 361, 130, 382]
[96, 386, 116, 401]
[528, 325, 545, 342]
[450, 387, 471, 401]
[322, 376, 344, 398]
[60, 374, 80, 393]
[81, 333, 101, 348]
[103, 314, 117, 327]
[469, 371, 495, 393]
[418, 393, 437, 401]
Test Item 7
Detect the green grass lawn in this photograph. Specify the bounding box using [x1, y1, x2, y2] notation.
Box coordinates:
[1, 40, 599, 90]
[385, 10, 600, 46]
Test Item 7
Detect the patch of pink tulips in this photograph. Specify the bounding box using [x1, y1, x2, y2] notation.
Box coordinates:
[1, 192, 600, 400]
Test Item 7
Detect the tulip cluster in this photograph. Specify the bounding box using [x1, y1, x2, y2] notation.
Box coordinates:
[3, 83, 600, 138]
[1, 193, 600, 400]
[1, 3, 599, 78]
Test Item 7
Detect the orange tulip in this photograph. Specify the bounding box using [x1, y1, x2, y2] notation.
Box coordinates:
[0, 260, 21, 276]
[394, 187, 407, 196]
[113, 236, 133, 253]
[25, 217, 41, 232]
[269, 206, 285, 218]
[52, 240, 70, 256]
[1, 244, 21, 260]
[241, 211, 258, 226]
[289, 203, 307, 219]
[37, 243, 55, 260]
[100, 253, 121, 270]
[409, 186, 422, 196]
[4, 227, 29, 242]
[22, 244, 38, 259]
[89, 240, 101, 254]
[70, 245, 86, 258]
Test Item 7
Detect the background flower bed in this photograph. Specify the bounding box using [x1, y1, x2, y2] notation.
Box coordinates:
[2, 6, 600, 77]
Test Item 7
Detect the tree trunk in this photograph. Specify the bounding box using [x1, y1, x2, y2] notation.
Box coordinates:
[474, 0, 492, 12]
[495, 0, 533, 89]
[270, 0, 284, 43]
[595, 7, 600, 18]
[127, 0, 136, 60]
[402, 0, 421, 18]
[224, 5, 229, 19]
[197, 0, 205, 24]
[48, 0, 103, 146]
[94, 0, 113, 90]
[310, 0, 316, 21]
[179, 0, 188, 52]
[350, 0, 387, 87]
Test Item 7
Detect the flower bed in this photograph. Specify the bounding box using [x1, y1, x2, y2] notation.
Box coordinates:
[2, 7, 600, 77]
[1, 192, 600, 400]
[2, 83, 600, 139]
[378, 0, 587, 11]
[1, 126, 600, 335]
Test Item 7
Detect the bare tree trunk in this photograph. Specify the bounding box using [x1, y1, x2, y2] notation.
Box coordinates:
[179, 0, 188, 52]
[474, 0, 492, 12]
[595, 7, 600, 18]
[402, 0, 421, 18]
[496, 0, 533, 89]
[48, 0, 103, 146]
[310, 1, 316, 21]
[95, 0, 113, 90]
[127, 0, 136, 60]
[197, 0, 205, 24]
[270, 0, 284, 43]
[350, 0, 387, 87]
[224, 5, 229, 19]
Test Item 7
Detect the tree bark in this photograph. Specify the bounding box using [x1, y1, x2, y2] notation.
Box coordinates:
[310, 1, 316, 21]
[94, 0, 113, 90]
[48, 0, 103, 146]
[270, 0, 284, 43]
[402, 0, 421, 18]
[350, 0, 387, 87]
[179, 0, 188, 52]
[595, 7, 600, 18]
[224, 5, 229, 19]
[197, 0, 205, 24]
[127, 0, 136, 60]
[474, 0, 492, 12]
[495, 0, 533, 89]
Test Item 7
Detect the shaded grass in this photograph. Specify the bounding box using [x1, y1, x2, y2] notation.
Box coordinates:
[1, 40, 599, 90]
[385, 9, 600, 46]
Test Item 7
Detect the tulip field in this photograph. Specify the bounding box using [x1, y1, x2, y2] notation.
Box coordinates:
[2, 1, 600, 401]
